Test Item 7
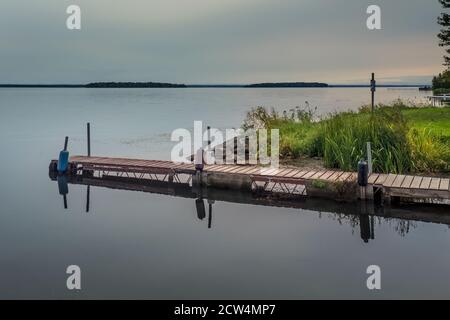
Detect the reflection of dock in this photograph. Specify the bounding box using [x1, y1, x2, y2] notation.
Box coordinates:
[49, 156, 450, 204]
[49, 172, 450, 228]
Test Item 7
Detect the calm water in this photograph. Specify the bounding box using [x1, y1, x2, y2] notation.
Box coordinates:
[1, 87, 449, 299]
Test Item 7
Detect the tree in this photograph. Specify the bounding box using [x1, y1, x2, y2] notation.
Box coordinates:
[438, 0, 450, 67]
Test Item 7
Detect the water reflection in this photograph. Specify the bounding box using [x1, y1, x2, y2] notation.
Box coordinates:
[49, 173, 450, 244]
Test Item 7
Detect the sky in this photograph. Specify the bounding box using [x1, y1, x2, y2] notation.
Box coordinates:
[0, 0, 445, 84]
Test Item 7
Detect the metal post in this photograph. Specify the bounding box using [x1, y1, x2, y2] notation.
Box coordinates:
[87, 122, 91, 157]
[371, 73, 376, 112]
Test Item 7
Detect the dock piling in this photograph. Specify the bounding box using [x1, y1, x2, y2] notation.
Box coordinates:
[64, 136, 69, 151]
[87, 122, 91, 157]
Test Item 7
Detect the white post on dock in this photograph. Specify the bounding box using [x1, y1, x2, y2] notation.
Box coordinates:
[367, 142, 372, 175]
[366, 142, 374, 200]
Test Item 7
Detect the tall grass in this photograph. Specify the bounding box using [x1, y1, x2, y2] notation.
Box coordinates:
[408, 128, 450, 173]
[318, 107, 411, 173]
[242, 102, 450, 174]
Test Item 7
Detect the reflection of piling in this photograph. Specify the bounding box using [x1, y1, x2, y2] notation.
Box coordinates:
[370, 215, 375, 240]
[195, 198, 206, 220]
[86, 185, 90, 213]
[359, 214, 370, 243]
[57, 175, 69, 209]
[359, 200, 375, 243]
[207, 200, 214, 229]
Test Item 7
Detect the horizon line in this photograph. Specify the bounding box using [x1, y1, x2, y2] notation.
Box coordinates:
[0, 82, 431, 87]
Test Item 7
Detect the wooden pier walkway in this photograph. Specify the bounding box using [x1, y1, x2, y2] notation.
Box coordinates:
[59, 155, 450, 203]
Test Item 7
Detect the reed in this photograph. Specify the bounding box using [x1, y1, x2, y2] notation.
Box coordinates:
[242, 102, 450, 174]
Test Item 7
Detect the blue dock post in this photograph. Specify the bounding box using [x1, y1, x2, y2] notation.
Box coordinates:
[57, 137, 69, 174]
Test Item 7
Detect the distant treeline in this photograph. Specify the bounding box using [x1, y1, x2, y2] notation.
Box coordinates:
[0, 82, 428, 88]
[245, 82, 328, 88]
[0, 84, 84, 88]
[85, 82, 187, 88]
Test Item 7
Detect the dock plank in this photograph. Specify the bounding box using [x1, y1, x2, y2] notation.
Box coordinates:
[319, 171, 335, 180]
[274, 169, 294, 177]
[374, 174, 388, 185]
[235, 166, 257, 174]
[368, 174, 379, 184]
[420, 177, 432, 189]
[282, 168, 298, 178]
[400, 176, 414, 189]
[310, 171, 327, 180]
[410, 176, 423, 189]
[260, 168, 280, 176]
[292, 170, 310, 179]
[284, 169, 302, 178]
[392, 175, 406, 188]
[439, 178, 450, 191]
[347, 172, 358, 182]
[302, 171, 318, 179]
[245, 167, 265, 175]
[429, 178, 441, 190]
[337, 172, 351, 182]
[327, 171, 344, 182]
[383, 174, 398, 187]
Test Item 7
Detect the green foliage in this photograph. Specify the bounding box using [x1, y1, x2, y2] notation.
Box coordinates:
[432, 70, 450, 90]
[243, 101, 450, 174]
[312, 180, 327, 189]
[408, 128, 450, 173]
[438, 0, 450, 66]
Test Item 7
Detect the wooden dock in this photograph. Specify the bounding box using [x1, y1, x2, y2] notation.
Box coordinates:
[51, 155, 450, 203]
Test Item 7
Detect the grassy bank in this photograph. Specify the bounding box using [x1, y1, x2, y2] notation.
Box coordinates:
[242, 101, 450, 174]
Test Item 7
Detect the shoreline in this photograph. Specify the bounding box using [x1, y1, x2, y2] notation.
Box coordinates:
[0, 84, 428, 89]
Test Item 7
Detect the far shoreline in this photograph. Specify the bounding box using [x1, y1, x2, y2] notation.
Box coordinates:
[0, 82, 429, 89]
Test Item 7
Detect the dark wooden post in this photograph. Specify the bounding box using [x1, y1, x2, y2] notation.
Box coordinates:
[64, 136, 69, 151]
[87, 122, 91, 157]
[371, 73, 376, 112]
[207, 126, 211, 146]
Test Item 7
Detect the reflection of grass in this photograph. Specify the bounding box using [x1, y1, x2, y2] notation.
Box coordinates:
[243, 101, 450, 174]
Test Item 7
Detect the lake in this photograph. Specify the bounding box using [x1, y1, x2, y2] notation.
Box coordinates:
[1, 87, 449, 299]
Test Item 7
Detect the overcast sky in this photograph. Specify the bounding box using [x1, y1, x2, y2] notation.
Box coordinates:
[0, 0, 445, 84]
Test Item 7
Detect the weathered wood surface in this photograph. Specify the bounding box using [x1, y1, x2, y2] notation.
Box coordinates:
[68, 156, 450, 200]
